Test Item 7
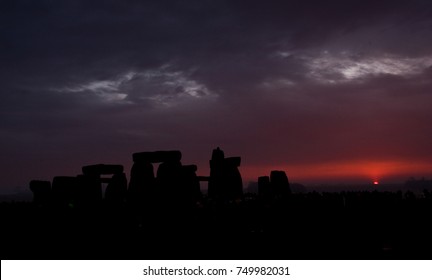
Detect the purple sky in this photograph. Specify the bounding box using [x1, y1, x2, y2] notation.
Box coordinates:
[1, 0, 432, 193]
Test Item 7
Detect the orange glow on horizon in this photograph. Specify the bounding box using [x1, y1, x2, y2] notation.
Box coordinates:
[240, 159, 432, 183]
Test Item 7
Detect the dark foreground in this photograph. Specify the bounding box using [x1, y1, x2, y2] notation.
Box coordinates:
[2, 190, 432, 260]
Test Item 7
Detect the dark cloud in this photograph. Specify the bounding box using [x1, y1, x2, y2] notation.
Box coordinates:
[1, 0, 432, 191]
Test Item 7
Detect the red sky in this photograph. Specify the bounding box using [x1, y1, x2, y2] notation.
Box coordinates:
[240, 160, 432, 184]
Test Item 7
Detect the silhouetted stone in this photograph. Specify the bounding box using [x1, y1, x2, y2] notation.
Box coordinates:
[29, 180, 51, 205]
[208, 147, 243, 200]
[132, 150, 182, 163]
[211, 147, 224, 162]
[224, 157, 243, 199]
[225, 156, 241, 167]
[133, 151, 203, 208]
[182, 164, 197, 173]
[208, 148, 225, 199]
[52, 176, 78, 208]
[157, 160, 182, 189]
[78, 164, 125, 207]
[105, 172, 127, 205]
[82, 164, 124, 175]
[270, 170, 291, 197]
[76, 174, 102, 207]
[128, 161, 155, 204]
[178, 165, 201, 205]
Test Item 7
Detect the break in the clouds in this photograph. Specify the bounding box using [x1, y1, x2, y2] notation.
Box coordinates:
[304, 51, 432, 82]
[1, 0, 432, 191]
[54, 66, 217, 106]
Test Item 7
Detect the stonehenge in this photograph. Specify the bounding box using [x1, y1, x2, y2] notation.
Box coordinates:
[29, 180, 51, 206]
[30, 147, 295, 207]
[208, 147, 243, 200]
[258, 170, 291, 199]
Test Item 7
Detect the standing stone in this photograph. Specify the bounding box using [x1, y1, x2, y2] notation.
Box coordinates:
[128, 161, 155, 205]
[156, 159, 182, 200]
[30, 180, 51, 206]
[178, 165, 201, 206]
[208, 147, 243, 201]
[270, 170, 291, 197]
[76, 174, 102, 208]
[82, 164, 123, 176]
[133, 151, 182, 163]
[105, 172, 127, 205]
[52, 176, 78, 208]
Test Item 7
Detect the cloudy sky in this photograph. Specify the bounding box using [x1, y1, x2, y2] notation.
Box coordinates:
[1, 0, 432, 192]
